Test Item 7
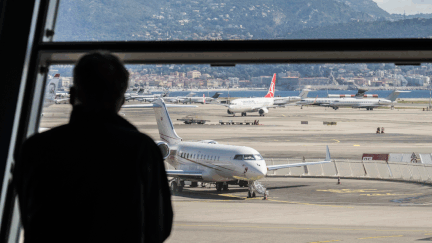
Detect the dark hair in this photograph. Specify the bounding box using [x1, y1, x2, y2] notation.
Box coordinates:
[73, 51, 129, 104]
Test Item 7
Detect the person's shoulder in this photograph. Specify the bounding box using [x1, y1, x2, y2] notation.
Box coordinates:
[24, 125, 69, 146]
[111, 116, 156, 146]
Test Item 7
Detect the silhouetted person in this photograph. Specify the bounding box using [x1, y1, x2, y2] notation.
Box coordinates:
[14, 51, 173, 243]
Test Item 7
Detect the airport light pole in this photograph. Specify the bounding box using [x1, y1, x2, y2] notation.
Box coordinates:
[429, 83, 431, 111]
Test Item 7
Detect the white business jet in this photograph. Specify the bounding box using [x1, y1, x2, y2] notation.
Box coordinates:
[122, 98, 331, 198]
[329, 90, 409, 110]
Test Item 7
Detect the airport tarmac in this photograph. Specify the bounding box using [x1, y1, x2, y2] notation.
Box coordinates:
[39, 102, 432, 242]
[167, 177, 432, 243]
[41, 101, 432, 160]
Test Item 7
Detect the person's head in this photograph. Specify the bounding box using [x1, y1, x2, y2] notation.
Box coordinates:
[70, 51, 129, 113]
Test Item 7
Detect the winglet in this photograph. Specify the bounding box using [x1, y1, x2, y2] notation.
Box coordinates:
[326, 145, 331, 161]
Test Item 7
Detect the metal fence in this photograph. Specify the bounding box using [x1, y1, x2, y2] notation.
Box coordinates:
[165, 159, 432, 184]
[265, 158, 432, 184]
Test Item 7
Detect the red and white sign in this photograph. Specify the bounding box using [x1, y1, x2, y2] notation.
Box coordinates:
[362, 154, 389, 161]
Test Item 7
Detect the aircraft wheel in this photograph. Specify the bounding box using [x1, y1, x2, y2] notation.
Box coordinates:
[370, 108, 374, 110]
[216, 182, 222, 192]
[223, 184, 228, 191]
[170, 181, 178, 194]
[178, 185, 183, 193]
[252, 192, 256, 198]
[247, 191, 252, 198]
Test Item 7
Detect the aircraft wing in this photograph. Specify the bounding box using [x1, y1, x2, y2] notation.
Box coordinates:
[122, 104, 198, 108]
[55, 98, 70, 104]
[250, 105, 278, 111]
[267, 146, 331, 171]
[166, 170, 203, 180]
[267, 160, 330, 171]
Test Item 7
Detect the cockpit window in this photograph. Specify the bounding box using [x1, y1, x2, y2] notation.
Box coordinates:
[254, 154, 263, 160]
[243, 154, 255, 160]
[234, 155, 243, 160]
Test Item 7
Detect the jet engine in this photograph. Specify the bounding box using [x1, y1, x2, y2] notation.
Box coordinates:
[227, 109, 233, 115]
[156, 141, 170, 160]
[258, 108, 268, 116]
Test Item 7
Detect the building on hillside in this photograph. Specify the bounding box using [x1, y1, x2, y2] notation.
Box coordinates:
[228, 77, 239, 85]
[187, 70, 201, 79]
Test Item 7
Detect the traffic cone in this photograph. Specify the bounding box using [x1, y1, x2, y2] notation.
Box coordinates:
[337, 177, 341, 185]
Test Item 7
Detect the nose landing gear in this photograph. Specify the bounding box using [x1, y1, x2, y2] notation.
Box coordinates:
[247, 181, 268, 199]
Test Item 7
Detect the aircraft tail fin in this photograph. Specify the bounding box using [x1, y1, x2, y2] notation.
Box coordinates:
[264, 73, 276, 98]
[325, 145, 331, 161]
[203, 94, 206, 104]
[46, 74, 60, 101]
[186, 92, 196, 97]
[212, 92, 222, 99]
[152, 98, 182, 145]
[299, 89, 310, 99]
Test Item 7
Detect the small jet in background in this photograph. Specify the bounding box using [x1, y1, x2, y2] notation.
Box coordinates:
[179, 92, 222, 104]
[329, 90, 409, 110]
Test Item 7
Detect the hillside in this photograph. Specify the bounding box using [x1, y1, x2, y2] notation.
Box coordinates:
[286, 18, 432, 39]
[54, 0, 378, 41]
[335, 0, 391, 19]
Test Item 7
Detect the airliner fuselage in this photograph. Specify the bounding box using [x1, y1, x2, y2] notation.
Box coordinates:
[228, 98, 274, 113]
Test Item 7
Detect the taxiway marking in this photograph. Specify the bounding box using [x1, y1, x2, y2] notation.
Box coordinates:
[174, 224, 432, 233]
[309, 240, 340, 243]
[353, 144, 360, 146]
[316, 189, 424, 197]
[266, 199, 354, 208]
[332, 139, 340, 143]
[357, 235, 403, 239]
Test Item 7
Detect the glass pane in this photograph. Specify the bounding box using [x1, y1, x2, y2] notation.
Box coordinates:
[39, 63, 432, 242]
[53, 0, 432, 41]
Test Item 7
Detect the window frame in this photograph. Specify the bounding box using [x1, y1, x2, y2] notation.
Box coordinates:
[4, 0, 432, 242]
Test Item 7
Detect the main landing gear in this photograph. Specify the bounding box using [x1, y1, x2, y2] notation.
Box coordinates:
[241, 112, 247, 116]
[333, 107, 339, 110]
[216, 182, 229, 192]
[170, 179, 184, 194]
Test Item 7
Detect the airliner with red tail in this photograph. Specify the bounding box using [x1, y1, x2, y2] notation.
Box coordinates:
[226, 74, 278, 116]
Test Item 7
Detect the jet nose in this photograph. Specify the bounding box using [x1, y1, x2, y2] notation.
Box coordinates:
[246, 164, 266, 180]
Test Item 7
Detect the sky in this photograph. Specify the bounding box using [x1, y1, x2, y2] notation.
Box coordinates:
[373, 0, 432, 14]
